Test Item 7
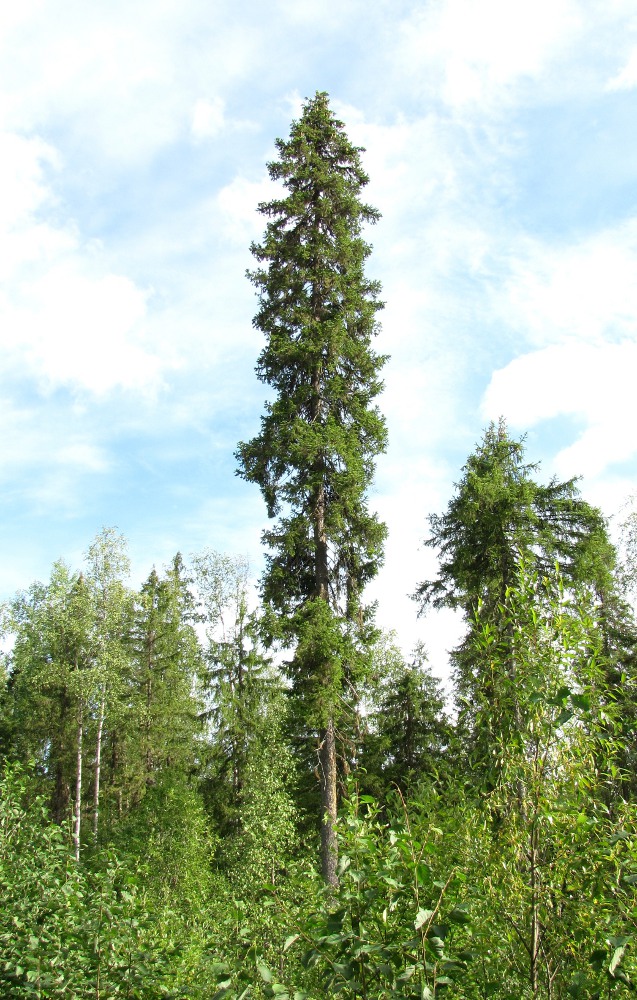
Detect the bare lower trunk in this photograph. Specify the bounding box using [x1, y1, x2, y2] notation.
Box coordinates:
[319, 719, 338, 886]
[73, 711, 83, 862]
[93, 690, 105, 841]
[312, 373, 339, 885]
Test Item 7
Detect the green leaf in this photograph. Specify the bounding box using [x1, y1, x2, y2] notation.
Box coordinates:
[301, 949, 319, 969]
[397, 966, 416, 981]
[609, 935, 631, 948]
[609, 945, 627, 977]
[333, 962, 355, 980]
[283, 934, 299, 952]
[327, 908, 346, 933]
[416, 863, 430, 885]
[570, 692, 590, 712]
[448, 905, 471, 924]
[553, 685, 572, 704]
[590, 949, 608, 971]
[257, 961, 274, 983]
[556, 708, 573, 727]
[415, 908, 434, 930]
[608, 831, 631, 843]
[426, 935, 445, 957]
[567, 971, 590, 998]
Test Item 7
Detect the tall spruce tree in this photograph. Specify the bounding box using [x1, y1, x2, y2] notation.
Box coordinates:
[236, 91, 387, 884]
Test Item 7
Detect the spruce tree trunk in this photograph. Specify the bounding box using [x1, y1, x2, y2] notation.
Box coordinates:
[314, 474, 339, 884]
[319, 719, 338, 886]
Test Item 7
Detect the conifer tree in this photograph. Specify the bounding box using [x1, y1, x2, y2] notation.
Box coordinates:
[192, 550, 269, 834]
[360, 640, 450, 798]
[237, 92, 387, 884]
[125, 558, 202, 805]
[417, 420, 614, 783]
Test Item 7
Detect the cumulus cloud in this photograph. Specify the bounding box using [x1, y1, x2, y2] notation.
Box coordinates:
[0, 0, 266, 165]
[0, 127, 175, 395]
[191, 97, 225, 139]
[483, 341, 636, 499]
[482, 340, 637, 478]
[606, 48, 637, 91]
[495, 225, 637, 347]
[1, 0, 636, 668]
[216, 173, 281, 244]
[0, 393, 111, 515]
[395, 0, 583, 110]
[4, 265, 163, 394]
[482, 219, 637, 481]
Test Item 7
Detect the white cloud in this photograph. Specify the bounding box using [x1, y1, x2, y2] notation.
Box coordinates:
[606, 48, 637, 91]
[367, 455, 464, 681]
[0, 0, 267, 165]
[0, 132, 61, 231]
[482, 220, 637, 482]
[0, 127, 176, 395]
[482, 341, 637, 478]
[333, 103, 458, 224]
[396, 0, 583, 110]
[5, 265, 163, 394]
[191, 97, 225, 139]
[0, 395, 111, 517]
[216, 173, 281, 244]
[56, 443, 110, 473]
[495, 223, 637, 347]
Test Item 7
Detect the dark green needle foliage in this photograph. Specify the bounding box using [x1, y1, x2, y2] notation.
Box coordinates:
[360, 639, 451, 799]
[236, 91, 387, 883]
[416, 420, 614, 781]
[417, 419, 609, 619]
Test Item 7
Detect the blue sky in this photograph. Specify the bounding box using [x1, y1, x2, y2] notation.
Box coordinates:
[2, 0, 637, 676]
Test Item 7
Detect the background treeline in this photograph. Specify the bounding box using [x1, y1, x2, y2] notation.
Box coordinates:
[2, 423, 637, 999]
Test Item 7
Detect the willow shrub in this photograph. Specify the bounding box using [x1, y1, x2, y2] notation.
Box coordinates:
[0, 763, 177, 998]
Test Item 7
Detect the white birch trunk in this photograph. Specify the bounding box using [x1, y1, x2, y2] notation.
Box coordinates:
[73, 709, 83, 862]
